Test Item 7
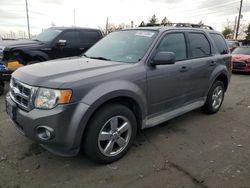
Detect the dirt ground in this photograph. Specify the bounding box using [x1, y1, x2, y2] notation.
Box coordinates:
[0, 73, 250, 188]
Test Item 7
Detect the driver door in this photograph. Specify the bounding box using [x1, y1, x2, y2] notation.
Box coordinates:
[52, 30, 79, 59]
[146, 32, 188, 116]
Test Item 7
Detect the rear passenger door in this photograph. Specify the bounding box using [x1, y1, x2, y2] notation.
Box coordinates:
[182, 32, 215, 102]
[209, 33, 231, 71]
[78, 30, 102, 54]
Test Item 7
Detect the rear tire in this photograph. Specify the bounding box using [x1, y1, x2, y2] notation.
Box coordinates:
[84, 103, 137, 164]
[202, 80, 225, 114]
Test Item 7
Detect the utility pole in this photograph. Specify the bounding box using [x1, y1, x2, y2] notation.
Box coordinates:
[25, 0, 31, 39]
[73, 9, 76, 26]
[233, 16, 237, 39]
[105, 17, 109, 35]
[235, 0, 243, 40]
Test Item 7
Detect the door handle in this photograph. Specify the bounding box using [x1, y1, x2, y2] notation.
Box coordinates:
[209, 61, 216, 66]
[80, 47, 85, 51]
[180, 66, 190, 72]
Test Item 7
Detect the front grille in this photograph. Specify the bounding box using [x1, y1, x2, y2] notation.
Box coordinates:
[10, 78, 37, 111]
[233, 61, 246, 69]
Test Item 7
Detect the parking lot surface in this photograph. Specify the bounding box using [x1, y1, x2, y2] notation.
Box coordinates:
[0, 74, 250, 188]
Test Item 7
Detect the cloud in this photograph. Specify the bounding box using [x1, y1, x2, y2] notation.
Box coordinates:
[194, 0, 250, 16]
[148, 0, 184, 3]
[37, 0, 64, 5]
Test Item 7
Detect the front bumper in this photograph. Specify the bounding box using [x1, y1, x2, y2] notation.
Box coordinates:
[5, 93, 90, 157]
[232, 61, 250, 72]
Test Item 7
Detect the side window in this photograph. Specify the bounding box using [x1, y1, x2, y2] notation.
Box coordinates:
[59, 31, 77, 45]
[189, 33, 211, 58]
[157, 33, 187, 61]
[210, 33, 229, 54]
[79, 30, 101, 44]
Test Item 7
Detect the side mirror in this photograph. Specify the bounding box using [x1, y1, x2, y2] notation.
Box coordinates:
[56, 39, 67, 47]
[151, 51, 175, 66]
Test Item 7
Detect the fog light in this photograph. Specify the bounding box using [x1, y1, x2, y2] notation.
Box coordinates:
[37, 126, 55, 141]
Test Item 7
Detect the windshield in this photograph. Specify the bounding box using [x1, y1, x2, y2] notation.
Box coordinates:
[84, 30, 158, 63]
[232, 47, 250, 55]
[35, 29, 62, 42]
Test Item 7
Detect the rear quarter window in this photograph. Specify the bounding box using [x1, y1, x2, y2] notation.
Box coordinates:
[79, 30, 102, 44]
[210, 33, 229, 54]
[189, 32, 211, 58]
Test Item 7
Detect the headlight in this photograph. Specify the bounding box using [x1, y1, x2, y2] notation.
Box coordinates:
[35, 88, 72, 109]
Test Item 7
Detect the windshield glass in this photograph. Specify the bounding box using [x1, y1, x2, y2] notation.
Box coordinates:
[232, 47, 250, 55]
[35, 29, 62, 42]
[84, 30, 158, 63]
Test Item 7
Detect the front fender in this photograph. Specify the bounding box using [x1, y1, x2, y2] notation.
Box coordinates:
[22, 49, 50, 61]
[72, 80, 147, 148]
[81, 80, 147, 119]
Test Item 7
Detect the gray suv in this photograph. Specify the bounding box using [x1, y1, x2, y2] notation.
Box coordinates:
[6, 26, 231, 163]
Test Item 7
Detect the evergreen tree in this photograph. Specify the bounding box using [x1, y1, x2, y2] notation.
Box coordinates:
[222, 27, 234, 39]
[245, 23, 250, 40]
[149, 14, 158, 24]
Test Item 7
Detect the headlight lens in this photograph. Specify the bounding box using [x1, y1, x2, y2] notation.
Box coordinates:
[35, 88, 72, 109]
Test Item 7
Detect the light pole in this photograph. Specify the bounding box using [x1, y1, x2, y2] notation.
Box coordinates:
[235, 0, 243, 40]
[25, 0, 31, 39]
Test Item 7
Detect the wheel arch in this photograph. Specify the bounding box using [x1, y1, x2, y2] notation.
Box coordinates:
[76, 91, 147, 151]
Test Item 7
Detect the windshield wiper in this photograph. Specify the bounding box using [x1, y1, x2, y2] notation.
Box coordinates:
[82, 54, 89, 58]
[88, 56, 111, 61]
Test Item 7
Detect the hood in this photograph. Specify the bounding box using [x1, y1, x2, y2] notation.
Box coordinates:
[12, 57, 133, 88]
[4, 39, 45, 50]
[232, 54, 250, 62]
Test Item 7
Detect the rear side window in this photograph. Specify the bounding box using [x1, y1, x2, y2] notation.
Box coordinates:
[189, 33, 211, 58]
[79, 30, 102, 44]
[157, 33, 187, 61]
[210, 34, 229, 54]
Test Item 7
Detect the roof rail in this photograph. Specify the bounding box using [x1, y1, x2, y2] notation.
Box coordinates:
[140, 23, 214, 30]
[174, 23, 214, 30]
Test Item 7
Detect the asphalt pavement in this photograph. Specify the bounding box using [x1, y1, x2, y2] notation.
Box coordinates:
[0, 73, 250, 188]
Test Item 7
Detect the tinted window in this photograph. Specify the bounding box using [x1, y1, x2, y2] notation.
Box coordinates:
[59, 31, 77, 45]
[211, 34, 229, 54]
[80, 30, 101, 44]
[157, 33, 187, 61]
[36, 29, 62, 42]
[189, 33, 211, 58]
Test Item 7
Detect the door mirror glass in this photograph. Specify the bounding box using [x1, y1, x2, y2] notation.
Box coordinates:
[151, 51, 175, 66]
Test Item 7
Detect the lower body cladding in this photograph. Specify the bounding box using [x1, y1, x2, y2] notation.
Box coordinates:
[5, 93, 90, 157]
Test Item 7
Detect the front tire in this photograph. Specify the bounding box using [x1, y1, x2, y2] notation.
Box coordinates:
[202, 80, 225, 114]
[84, 103, 137, 163]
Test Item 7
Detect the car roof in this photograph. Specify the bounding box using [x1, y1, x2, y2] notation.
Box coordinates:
[125, 26, 221, 35]
[236, 46, 250, 48]
[49, 27, 100, 31]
